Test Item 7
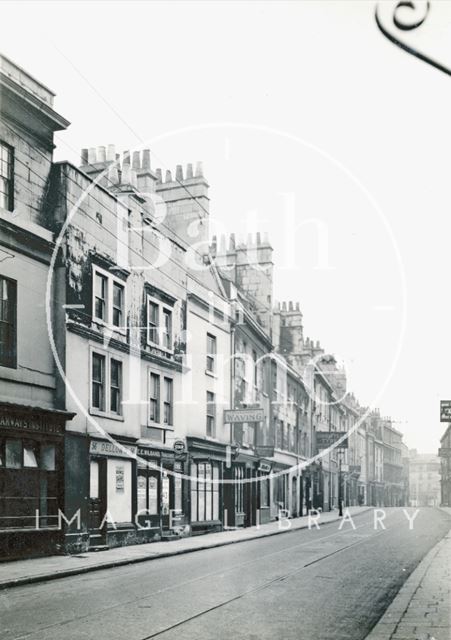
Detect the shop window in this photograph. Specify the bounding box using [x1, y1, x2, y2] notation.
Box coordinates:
[206, 333, 216, 373]
[137, 471, 159, 516]
[206, 391, 216, 437]
[260, 475, 270, 507]
[5, 438, 21, 468]
[234, 466, 244, 513]
[0, 141, 14, 212]
[146, 296, 173, 351]
[41, 444, 56, 471]
[0, 437, 58, 529]
[0, 276, 17, 369]
[92, 266, 126, 332]
[190, 462, 220, 522]
[23, 440, 39, 468]
[163, 377, 173, 426]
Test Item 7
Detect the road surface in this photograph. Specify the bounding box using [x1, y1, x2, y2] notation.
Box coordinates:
[1, 508, 450, 640]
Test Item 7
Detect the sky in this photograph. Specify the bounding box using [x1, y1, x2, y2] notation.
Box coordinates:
[2, 0, 451, 453]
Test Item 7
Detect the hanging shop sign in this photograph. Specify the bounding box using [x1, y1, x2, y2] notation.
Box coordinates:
[255, 445, 275, 458]
[173, 440, 186, 454]
[440, 401, 451, 422]
[224, 408, 264, 423]
[438, 448, 451, 457]
[316, 432, 348, 450]
[258, 462, 272, 473]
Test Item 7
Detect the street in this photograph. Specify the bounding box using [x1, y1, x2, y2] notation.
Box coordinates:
[1, 508, 450, 640]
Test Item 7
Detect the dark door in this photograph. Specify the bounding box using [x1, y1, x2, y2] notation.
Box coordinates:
[89, 459, 107, 539]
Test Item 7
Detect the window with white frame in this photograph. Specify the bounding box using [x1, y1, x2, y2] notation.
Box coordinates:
[149, 373, 160, 423]
[206, 391, 216, 437]
[149, 371, 173, 428]
[110, 359, 122, 414]
[146, 296, 173, 351]
[92, 266, 125, 332]
[206, 333, 216, 373]
[0, 142, 14, 212]
[163, 377, 173, 426]
[91, 350, 123, 417]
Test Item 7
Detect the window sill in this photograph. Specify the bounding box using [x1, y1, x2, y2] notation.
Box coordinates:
[92, 319, 127, 338]
[89, 409, 124, 422]
[146, 341, 174, 356]
[205, 369, 217, 379]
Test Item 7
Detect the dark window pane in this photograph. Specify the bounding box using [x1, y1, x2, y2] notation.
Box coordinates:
[5, 439, 21, 468]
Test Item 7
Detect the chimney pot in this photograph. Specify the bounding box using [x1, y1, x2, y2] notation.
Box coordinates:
[186, 163, 193, 179]
[155, 168, 162, 183]
[229, 233, 236, 250]
[108, 163, 119, 184]
[123, 151, 131, 165]
[132, 151, 141, 170]
[121, 163, 131, 185]
[257, 232, 262, 245]
[289, 301, 293, 311]
[295, 302, 300, 311]
[88, 147, 97, 164]
[97, 146, 106, 163]
[195, 161, 203, 178]
[142, 149, 151, 170]
[107, 144, 116, 162]
[176, 164, 184, 181]
[282, 302, 287, 311]
[81, 148, 89, 165]
[165, 170, 172, 183]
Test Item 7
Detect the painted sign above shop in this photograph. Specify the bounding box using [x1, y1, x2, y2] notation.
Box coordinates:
[90, 440, 137, 458]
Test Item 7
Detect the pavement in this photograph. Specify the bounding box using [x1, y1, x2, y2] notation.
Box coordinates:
[365, 507, 451, 640]
[0, 505, 369, 590]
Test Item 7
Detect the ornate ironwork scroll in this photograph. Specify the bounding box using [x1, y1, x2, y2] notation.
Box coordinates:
[375, 1, 451, 76]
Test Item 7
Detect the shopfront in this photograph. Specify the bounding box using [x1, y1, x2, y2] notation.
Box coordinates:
[187, 437, 226, 535]
[136, 444, 188, 540]
[0, 403, 71, 559]
[88, 438, 137, 549]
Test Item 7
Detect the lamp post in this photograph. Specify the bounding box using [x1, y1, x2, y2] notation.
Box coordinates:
[338, 449, 343, 517]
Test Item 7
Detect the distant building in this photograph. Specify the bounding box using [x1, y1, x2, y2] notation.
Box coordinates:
[438, 426, 451, 507]
[409, 451, 441, 507]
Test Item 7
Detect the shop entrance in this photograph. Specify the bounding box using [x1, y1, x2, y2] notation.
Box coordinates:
[88, 459, 107, 545]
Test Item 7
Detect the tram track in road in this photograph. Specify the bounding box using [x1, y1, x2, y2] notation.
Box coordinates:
[137, 526, 390, 640]
[7, 509, 394, 640]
